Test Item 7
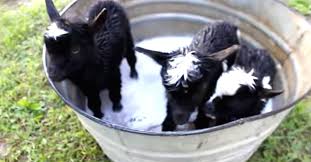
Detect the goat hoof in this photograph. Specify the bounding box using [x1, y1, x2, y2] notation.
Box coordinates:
[94, 113, 104, 119]
[113, 103, 123, 112]
[130, 70, 138, 79]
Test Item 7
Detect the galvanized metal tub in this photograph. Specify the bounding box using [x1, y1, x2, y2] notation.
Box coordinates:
[43, 0, 311, 162]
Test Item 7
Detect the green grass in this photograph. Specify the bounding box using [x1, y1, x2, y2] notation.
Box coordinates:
[0, 0, 310, 162]
[0, 0, 107, 161]
[289, 0, 311, 15]
[249, 100, 311, 162]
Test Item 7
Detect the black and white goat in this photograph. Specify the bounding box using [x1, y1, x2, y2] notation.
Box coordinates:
[135, 22, 240, 131]
[44, 0, 138, 118]
[203, 45, 283, 125]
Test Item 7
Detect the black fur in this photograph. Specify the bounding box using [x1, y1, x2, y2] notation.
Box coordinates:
[203, 45, 282, 126]
[235, 45, 275, 80]
[190, 21, 239, 66]
[135, 21, 240, 131]
[44, 0, 138, 118]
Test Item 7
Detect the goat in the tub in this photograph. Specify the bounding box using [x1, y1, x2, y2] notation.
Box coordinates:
[202, 45, 283, 125]
[44, 0, 138, 118]
[135, 22, 240, 131]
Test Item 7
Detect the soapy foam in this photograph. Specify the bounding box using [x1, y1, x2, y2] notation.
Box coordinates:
[86, 36, 272, 132]
[99, 36, 192, 132]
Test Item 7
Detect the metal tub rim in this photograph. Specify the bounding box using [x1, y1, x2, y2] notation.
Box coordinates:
[43, 0, 311, 136]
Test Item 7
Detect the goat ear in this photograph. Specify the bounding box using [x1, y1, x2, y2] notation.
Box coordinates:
[45, 0, 61, 21]
[135, 47, 170, 65]
[89, 8, 107, 32]
[260, 89, 283, 99]
[208, 45, 240, 62]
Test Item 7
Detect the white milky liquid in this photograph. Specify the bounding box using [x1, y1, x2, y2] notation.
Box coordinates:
[87, 36, 272, 132]
[98, 36, 192, 132]
[261, 99, 273, 114]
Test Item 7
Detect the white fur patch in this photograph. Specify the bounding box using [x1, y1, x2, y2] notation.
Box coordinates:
[209, 66, 258, 102]
[45, 22, 69, 40]
[262, 76, 272, 89]
[165, 49, 200, 86]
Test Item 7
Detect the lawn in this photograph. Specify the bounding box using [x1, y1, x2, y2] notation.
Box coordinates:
[0, 0, 310, 162]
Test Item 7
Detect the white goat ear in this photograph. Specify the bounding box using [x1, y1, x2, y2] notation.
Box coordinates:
[205, 45, 240, 62]
[89, 8, 107, 31]
[260, 89, 283, 99]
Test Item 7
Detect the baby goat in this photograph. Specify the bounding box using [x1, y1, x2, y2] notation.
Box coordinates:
[44, 0, 138, 118]
[203, 45, 283, 125]
[135, 22, 240, 131]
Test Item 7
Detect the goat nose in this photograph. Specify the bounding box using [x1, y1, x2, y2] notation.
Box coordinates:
[176, 114, 184, 120]
[203, 102, 215, 114]
[174, 113, 189, 125]
[205, 102, 215, 112]
[203, 102, 216, 119]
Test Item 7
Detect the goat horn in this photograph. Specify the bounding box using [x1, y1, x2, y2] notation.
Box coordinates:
[91, 8, 107, 26]
[207, 44, 240, 61]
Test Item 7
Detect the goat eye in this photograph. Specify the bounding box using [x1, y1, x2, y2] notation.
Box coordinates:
[71, 46, 80, 54]
[214, 97, 221, 103]
[64, 20, 70, 26]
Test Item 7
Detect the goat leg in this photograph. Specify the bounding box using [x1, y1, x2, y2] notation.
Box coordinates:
[86, 92, 103, 119]
[162, 104, 176, 131]
[125, 30, 138, 79]
[162, 116, 176, 131]
[109, 69, 123, 112]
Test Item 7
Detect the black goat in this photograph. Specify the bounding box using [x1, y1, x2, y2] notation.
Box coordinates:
[135, 22, 240, 131]
[203, 45, 283, 125]
[44, 0, 138, 118]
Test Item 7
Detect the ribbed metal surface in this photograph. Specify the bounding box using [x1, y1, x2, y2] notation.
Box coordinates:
[77, 108, 291, 162]
[43, 0, 311, 162]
